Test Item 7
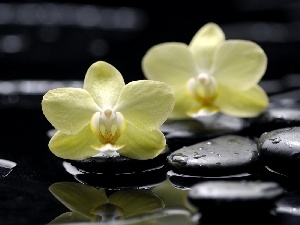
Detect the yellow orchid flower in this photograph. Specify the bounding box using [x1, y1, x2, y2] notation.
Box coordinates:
[42, 61, 175, 160]
[142, 22, 269, 119]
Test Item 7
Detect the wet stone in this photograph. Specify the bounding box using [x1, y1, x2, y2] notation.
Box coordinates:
[0, 159, 17, 178]
[160, 114, 249, 151]
[188, 180, 284, 214]
[67, 146, 170, 174]
[246, 91, 300, 137]
[167, 135, 261, 177]
[74, 165, 167, 189]
[258, 127, 300, 177]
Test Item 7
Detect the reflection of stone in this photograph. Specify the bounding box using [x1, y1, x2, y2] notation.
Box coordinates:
[0, 159, 17, 178]
[188, 180, 284, 224]
[167, 170, 254, 190]
[49, 182, 165, 224]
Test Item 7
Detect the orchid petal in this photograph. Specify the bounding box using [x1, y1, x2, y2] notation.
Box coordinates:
[170, 86, 200, 119]
[215, 84, 269, 117]
[189, 22, 225, 71]
[142, 42, 198, 90]
[42, 88, 100, 135]
[211, 40, 267, 90]
[49, 212, 90, 224]
[49, 126, 99, 160]
[83, 61, 125, 109]
[109, 190, 164, 218]
[114, 80, 175, 130]
[117, 122, 166, 160]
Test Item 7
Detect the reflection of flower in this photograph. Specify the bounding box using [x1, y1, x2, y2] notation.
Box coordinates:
[49, 182, 165, 224]
[42, 61, 175, 160]
[142, 22, 268, 119]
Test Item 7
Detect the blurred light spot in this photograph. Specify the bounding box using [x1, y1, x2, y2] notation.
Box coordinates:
[222, 22, 288, 42]
[0, 82, 17, 94]
[18, 80, 65, 94]
[16, 4, 38, 25]
[0, 3, 14, 24]
[76, 5, 100, 27]
[0, 35, 23, 53]
[0, 3, 147, 31]
[1, 95, 19, 105]
[88, 39, 109, 57]
[113, 7, 139, 29]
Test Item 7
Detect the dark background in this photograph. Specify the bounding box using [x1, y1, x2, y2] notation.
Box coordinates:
[1, 0, 300, 83]
[1, 1, 300, 225]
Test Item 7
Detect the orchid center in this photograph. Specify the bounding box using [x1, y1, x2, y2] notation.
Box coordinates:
[187, 73, 219, 104]
[90, 108, 126, 154]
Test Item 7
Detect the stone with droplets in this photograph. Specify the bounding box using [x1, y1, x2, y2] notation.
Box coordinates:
[258, 126, 300, 177]
[167, 135, 261, 176]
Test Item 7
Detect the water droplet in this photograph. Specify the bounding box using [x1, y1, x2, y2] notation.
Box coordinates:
[216, 162, 221, 165]
[269, 138, 281, 144]
[62, 161, 84, 175]
[198, 147, 203, 150]
[172, 153, 188, 165]
[233, 153, 238, 155]
[206, 141, 212, 145]
[0, 159, 17, 178]
[209, 151, 215, 154]
[194, 154, 206, 159]
[217, 154, 221, 157]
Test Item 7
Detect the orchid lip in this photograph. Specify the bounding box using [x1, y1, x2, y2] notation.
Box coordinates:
[90, 109, 126, 155]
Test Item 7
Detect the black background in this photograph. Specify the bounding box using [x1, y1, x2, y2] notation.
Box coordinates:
[1, 1, 300, 224]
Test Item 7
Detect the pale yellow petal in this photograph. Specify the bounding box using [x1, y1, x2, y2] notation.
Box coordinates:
[109, 190, 164, 218]
[189, 22, 225, 71]
[211, 40, 267, 90]
[42, 88, 100, 135]
[49, 212, 90, 224]
[215, 84, 269, 117]
[114, 80, 175, 130]
[142, 42, 198, 89]
[83, 61, 125, 109]
[170, 86, 201, 119]
[117, 122, 166, 160]
[49, 125, 99, 160]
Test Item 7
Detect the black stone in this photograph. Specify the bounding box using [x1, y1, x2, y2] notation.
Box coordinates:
[258, 126, 300, 177]
[74, 165, 167, 189]
[67, 146, 170, 174]
[167, 135, 261, 176]
[160, 114, 249, 151]
[188, 180, 284, 213]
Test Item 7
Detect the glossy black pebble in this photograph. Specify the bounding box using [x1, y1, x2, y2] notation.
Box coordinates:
[188, 180, 284, 213]
[167, 135, 260, 176]
[258, 127, 300, 177]
[67, 146, 170, 174]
